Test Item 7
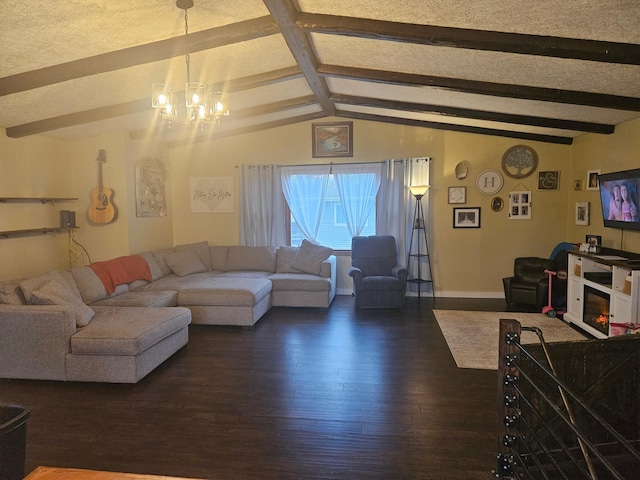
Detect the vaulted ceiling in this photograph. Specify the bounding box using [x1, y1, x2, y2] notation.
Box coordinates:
[2, 0, 640, 146]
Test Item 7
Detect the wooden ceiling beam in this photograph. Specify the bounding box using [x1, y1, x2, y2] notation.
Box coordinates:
[330, 93, 614, 134]
[262, 0, 335, 115]
[337, 111, 573, 145]
[167, 112, 326, 147]
[297, 12, 640, 65]
[128, 95, 319, 140]
[319, 64, 640, 112]
[5, 68, 304, 138]
[0, 16, 279, 97]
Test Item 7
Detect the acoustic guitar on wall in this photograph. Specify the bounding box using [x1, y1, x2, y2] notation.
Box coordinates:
[88, 149, 118, 224]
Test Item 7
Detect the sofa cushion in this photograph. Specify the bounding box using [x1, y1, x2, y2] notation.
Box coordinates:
[71, 307, 191, 356]
[72, 266, 110, 304]
[176, 241, 212, 271]
[178, 277, 272, 307]
[20, 270, 95, 326]
[276, 246, 304, 274]
[139, 252, 165, 281]
[164, 250, 207, 277]
[291, 240, 333, 275]
[30, 278, 96, 327]
[209, 246, 229, 271]
[89, 290, 178, 308]
[0, 281, 27, 305]
[226, 246, 276, 272]
[152, 248, 176, 276]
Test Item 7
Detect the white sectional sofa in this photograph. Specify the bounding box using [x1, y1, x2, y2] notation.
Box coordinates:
[0, 241, 336, 383]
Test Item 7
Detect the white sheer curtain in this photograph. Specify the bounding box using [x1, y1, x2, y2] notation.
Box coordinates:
[332, 162, 383, 238]
[239, 165, 287, 246]
[377, 157, 431, 268]
[280, 164, 331, 242]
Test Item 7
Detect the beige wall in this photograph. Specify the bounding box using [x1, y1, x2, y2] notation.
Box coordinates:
[567, 118, 640, 254]
[1, 118, 639, 296]
[0, 133, 74, 280]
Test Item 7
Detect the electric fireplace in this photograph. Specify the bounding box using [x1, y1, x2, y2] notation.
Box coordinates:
[583, 286, 610, 335]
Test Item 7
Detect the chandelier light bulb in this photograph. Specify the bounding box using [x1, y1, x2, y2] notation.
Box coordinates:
[151, 2, 229, 128]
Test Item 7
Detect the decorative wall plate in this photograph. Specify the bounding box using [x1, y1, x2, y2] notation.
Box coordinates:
[476, 169, 503, 195]
[501, 145, 538, 179]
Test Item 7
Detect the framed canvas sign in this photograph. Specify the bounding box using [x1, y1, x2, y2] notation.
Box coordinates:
[537, 170, 560, 190]
[135, 156, 167, 217]
[453, 207, 481, 228]
[190, 177, 234, 213]
[312, 121, 353, 158]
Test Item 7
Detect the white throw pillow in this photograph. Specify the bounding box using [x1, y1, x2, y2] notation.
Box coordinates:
[290, 240, 333, 275]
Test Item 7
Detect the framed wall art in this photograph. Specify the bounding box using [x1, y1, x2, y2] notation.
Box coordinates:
[135, 156, 167, 217]
[312, 121, 353, 158]
[501, 145, 538, 179]
[491, 196, 504, 212]
[453, 207, 481, 228]
[587, 170, 601, 190]
[537, 170, 560, 190]
[448, 186, 466, 204]
[576, 202, 590, 225]
[508, 190, 531, 219]
[190, 177, 234, 213]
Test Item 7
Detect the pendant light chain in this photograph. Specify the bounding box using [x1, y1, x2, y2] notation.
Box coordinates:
[184, 8, 191, 85]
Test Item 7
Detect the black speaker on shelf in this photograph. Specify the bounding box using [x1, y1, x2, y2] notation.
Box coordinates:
[60, 210, 76, 228]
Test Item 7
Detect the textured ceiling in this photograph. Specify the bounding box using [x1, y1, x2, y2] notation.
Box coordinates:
[1, 0, 639, 146]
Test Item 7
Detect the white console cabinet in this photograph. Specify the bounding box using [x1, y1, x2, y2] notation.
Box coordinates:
[565, 252, 640, 339]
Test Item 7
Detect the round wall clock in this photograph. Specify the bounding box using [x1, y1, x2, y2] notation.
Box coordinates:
[501, 145, 538, 179]
[476, 169, 504, 195]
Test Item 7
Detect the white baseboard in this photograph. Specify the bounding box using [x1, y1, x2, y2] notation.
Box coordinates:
[337, 289, 504, 299]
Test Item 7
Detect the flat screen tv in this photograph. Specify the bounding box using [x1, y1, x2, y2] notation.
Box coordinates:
[598, 168, 640, 231]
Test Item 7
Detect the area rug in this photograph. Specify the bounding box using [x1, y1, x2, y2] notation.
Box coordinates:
[433, 310, 589, 370]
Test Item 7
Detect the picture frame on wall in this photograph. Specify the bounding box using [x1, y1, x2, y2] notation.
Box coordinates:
[312, 121, 353, 158]
[587, 170, 601, 191]
[576, 202, 590, 225]
[453, 207, 481, 228]
[508, 190, 532, 219]
[537, 170, 560, 190]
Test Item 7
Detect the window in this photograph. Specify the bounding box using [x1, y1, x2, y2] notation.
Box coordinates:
[288, 174, 376, 249]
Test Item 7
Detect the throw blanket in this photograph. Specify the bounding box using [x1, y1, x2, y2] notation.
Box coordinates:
[90, 255, 153, 295]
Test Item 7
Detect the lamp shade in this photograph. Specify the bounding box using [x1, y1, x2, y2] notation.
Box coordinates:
[409, 185, 429, 196]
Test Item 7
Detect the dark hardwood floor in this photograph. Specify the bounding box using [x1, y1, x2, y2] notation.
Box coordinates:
[1, 295, 524, 479]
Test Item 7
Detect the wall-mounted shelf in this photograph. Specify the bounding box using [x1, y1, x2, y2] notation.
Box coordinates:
[0, 227, 77, 240]
[0, 197, 78, 205]
[1, 197, 78, 239]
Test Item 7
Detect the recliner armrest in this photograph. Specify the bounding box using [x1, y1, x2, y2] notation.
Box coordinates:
[392, 265, 408, 283]
[348, 266, 363, 281]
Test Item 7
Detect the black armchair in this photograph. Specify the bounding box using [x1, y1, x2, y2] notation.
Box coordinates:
[503, 257, 554, 310]
[348, 235, 408, 308]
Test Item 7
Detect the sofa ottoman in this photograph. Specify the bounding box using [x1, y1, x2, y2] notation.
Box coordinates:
[65, 306, 191, 383]
[177, 277, 272, 327]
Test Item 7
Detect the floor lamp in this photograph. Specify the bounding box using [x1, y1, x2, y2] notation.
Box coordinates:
[407, 185, 434, 299]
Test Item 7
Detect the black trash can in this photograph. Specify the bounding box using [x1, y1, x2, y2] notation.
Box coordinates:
[0, 404, 30, 480]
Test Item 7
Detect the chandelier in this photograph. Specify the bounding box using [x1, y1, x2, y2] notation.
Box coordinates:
[151, 0, 229, 127]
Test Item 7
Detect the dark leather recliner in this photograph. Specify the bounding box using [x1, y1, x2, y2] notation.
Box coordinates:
[348, 235, 408, 308]
[503, 257, 554, 310]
